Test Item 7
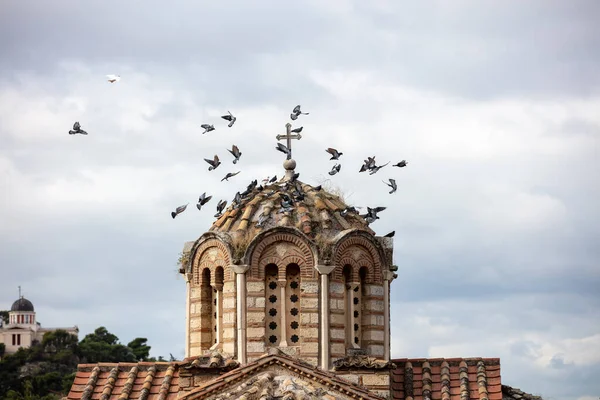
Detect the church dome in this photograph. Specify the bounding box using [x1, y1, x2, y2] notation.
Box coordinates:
[11, 297, 34, 312]
[210, 178, 374, 240]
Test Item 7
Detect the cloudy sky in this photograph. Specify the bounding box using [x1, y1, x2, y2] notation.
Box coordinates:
[1, 1, 599, 398]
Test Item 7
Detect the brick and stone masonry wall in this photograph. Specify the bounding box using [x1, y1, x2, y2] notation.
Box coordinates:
[329, 281, 346, 364]
[362, 284, 385, 357]
[188, 285, 213, 357]
[222, 279, 236, 356]
[334, 370, 390, 399]
[245, 280, 266, 362]
[298, 280, 319, 366]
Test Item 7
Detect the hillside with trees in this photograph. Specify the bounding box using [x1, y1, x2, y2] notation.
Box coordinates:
[0, 324, 170, 400]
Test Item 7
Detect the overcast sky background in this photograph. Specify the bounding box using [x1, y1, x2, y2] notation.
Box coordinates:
[1, 1, 599, 399]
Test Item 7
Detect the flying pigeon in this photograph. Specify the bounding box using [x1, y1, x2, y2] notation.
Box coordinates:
[171, 204, 188, 219]
[369, 162, 390, 175]
[290, 105, 309, 120]
[276, 142, 291, 157]
[359, 156, 377, 172]
[214, 200, 227, 218]
[221, 111, 237, 127]
[328, 163, 341, 176]
[204, 155, 221, 171]
[196, 193, 213, 211]
[291, 126, 303, 133]
[383, 178, 397, 194]
[384, 231, 395, 238]
[325, 148, 343, 160]
[201, 124, 215, 134]
[393, 160, 408, 168]
[228, 145, 242, 164]
[106, 74, 121, 83]
[361, 206, 386, 224]
[221, 171, 241, 181]
[68, 121, 88, 135]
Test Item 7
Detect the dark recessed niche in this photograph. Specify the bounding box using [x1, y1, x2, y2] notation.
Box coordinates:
[214, 299, 217, 305]
[269, 321, 277, 330]
[269, 308, 277, 317]
[353, 297, 359, 305]
[354, 337, 359, 344]
[269, 281, 277, 290]
[291, 334, 299, 343]
[354, 286, 359, 292]
[214, 326, 217, 331]
[269, 335, 277, 343]
[290, 281, 299, 289]
[214, 312, 217, 318]
[290, 321, 299, 329]
[290, 294, 298, 303]
[290, 308, 299, 316]
[354, 323, 359, 331]
[354, 310, 359, 318]
[269, 294, 277, 303]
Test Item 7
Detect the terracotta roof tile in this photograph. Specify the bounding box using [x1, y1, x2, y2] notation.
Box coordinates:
[391, 358, 502, 400]
[66, 362, 179, 400]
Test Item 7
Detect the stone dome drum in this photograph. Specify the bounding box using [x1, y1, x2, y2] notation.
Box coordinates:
[11, 297, 34, 312]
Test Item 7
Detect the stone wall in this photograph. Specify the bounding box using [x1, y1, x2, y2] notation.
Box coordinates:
[362, 284, 385, 357]
[334, 370, 390, 399]
[246, 280, 266, 361]
[221, 280, 236, 356]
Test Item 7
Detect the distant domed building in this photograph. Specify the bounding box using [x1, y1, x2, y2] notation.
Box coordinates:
[1, 290, 79, 356]
[65, 125, 541, 399]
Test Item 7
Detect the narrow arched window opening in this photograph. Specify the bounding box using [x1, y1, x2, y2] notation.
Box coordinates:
[265, 264, 281, 347]
[286, 264, 301, 346]
[211, 266, 225, 348]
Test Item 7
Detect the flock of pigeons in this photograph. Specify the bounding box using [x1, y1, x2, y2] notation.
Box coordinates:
[68, 75, 408, 231]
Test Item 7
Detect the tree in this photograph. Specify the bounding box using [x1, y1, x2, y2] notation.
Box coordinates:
[127, 338, 151, 361]
[0, 343, 5, 358]
[78, 327, 135, 363]
[0, 310, 9, 325]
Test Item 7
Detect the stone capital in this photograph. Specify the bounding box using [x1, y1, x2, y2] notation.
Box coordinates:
[314, 264, 336, 275]
[211, 283, 224, 291]
[383, 270, 396, 282]
[231, 264, 250, 275]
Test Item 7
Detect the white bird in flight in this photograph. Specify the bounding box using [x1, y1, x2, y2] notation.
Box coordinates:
[106, 74, 121, 83]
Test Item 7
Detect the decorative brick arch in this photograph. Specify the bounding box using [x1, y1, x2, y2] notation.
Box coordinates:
[333, 234, 384, 284]
[190, 238, 233, 285]
[247, 228, 316, 280]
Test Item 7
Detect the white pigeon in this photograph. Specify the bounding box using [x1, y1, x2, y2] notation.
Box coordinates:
[106, 74, 121, 83]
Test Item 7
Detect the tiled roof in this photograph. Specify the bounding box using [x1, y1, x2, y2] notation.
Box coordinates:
[391, 358, 502, 400]
[66, 362, 179, 400]
[501, 385, 543, 400]
[210, 179, 374, 238]
[180, 352, 387, 400]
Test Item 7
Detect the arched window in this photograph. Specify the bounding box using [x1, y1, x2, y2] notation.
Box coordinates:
[286, 264, 301, 346]
[212, 266, 224, 347]
[201, 268, 214, 348]
[265, 264, 281, 347]
[357, 266, 369, 348]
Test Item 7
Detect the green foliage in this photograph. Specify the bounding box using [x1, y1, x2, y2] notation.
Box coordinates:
[0, 343, 5, 358]
[0, 326, 167, 399]
[0, 310, 9, 325]
[127, 338, 151, 361]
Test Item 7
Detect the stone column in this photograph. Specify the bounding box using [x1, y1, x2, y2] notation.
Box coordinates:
[232, 264, 250, 364]
[383, 270, 396, 361]
[315, 264, 335, 370]
[185, 273, 192, 358]
[279, 279, 288, 347]
[348, 283, 361, 349]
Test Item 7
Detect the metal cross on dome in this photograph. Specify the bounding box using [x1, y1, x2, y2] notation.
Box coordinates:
[276, 123, 302, 160]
